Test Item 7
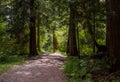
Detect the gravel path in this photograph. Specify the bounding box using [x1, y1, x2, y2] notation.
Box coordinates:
[0, 52, 67, 82]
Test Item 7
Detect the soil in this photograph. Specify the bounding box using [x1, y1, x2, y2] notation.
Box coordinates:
[0, 52, 67, 82]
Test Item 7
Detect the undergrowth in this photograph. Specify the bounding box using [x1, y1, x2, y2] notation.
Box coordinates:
[63, 56, 120, 82]
[0, 52, 27, 74]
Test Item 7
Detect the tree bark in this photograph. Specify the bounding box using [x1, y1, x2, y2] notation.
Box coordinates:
[29, 0, 38, 57]
[37, 15, 41, 52]
[53, 29, 58, 52]
[106, 0, 120, 72]
[93, 4, 96, 54]
[76, 24, 80, 55]
[67, 2, 79, 57]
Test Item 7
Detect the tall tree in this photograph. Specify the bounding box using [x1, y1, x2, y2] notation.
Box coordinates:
[106, 0, 120, 71]
[36, 14, 41, 53]
[52, 28, 58, 52]
[5, 0, 30, 55]
[29, 0, 38, 57]
[67, 2, 79, 56]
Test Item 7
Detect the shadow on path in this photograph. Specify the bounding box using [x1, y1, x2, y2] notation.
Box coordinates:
[0, 52, 67, 82]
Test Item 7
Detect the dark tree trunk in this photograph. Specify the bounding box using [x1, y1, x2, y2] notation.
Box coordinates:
[29, 0, 38, 57]
[37, 22, 40, 52]
[106, 0, 120, 72]
[53, 29, 58, 52]
[76, 24, 80, 55]
[37, 16, 41, 52]
[67, 2, 79, 57]
[93, 7, 96, 54]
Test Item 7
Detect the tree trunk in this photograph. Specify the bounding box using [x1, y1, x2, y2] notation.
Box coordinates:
[37, 16, 41, 52]
[67, 2, 79, 57]
[76, 23, 80, 55]
[29, 0, 38, 57]
[37, 22, 40, 52]
[53, 29, 58, 52]
[93, 6, 96, 54]
[106, 0, 120, 72]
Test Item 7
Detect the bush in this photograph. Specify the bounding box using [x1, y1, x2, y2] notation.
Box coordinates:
[0, 51, 26, 63]
[63, 56, 118, 82]
[64, 57, 92, 82]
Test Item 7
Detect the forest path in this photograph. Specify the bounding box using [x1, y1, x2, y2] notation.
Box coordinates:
[0, 52, 67, 82]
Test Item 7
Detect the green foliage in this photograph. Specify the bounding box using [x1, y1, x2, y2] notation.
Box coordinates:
[64, 57, 92, 82]
[0, 55, 26, 74]
[0, 51, 26, 63]
[80, 45, 93, 55]
[0, 0, 107, 54]
[63, 56, 116, 82]
[56, 27, 68, 52]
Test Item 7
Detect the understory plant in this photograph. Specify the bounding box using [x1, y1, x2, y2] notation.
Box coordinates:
[64, 56, 120, 82]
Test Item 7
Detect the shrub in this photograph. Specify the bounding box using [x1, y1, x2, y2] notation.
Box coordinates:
[63, 56, 117, 82]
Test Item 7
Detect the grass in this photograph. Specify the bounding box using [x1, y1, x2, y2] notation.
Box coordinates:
[0, 56, 26, 74]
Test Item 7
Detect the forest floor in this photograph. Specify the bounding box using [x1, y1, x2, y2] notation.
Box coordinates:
[0, 52, 67, 82]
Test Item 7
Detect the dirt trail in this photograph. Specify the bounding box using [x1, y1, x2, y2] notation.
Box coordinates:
[0, 52, 67, 82]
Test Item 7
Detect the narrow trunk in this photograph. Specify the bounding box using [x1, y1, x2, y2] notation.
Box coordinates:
[53, 29, 57, 52]
[76, 24, 80, 55]
[93, 7, 96, 54]
[37, 23, 40, 52]
[29, 0, 38, 57]
[37, 17, 41, 52]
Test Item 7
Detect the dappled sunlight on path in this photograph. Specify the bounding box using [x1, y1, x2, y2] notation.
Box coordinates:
[0, 52, 67, 82]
